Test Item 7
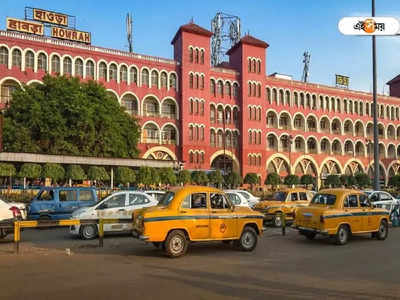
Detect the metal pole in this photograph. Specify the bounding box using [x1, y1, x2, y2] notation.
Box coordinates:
[372, 0, 380, 190]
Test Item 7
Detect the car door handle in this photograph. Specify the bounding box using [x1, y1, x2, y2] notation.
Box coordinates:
[118, 209, 126, 212]
[211, 211, 217, 213]
[179, 211, 187, 213]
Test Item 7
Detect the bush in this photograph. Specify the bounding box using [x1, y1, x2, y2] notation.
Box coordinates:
[224, 172, 242, 189]
[284, 175, 299, 186]
[66, 165, 86, 181]
[115, 167, 135, 185]
[137, 166, 153, 186]
[42, 163, 65, 183]
[300, 174, 314, 185]
[159, 168, 177, 186]
[87, 166, 109, 182]
[264, 172, 281, 188]
[0, 163, 16, 177]
[325, 175, 341, 188]
[208, 170, 224, 187]
[191, 171, 209, 185]
[355, 172, 371, 188]
[243, 173, 259, 185]
[388, 174, 400, 189]
[18, 163, 41, 179]
[177, 170, 191, 185]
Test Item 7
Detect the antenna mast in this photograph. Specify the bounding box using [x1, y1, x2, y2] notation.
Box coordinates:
[211, 12, 241, 66]
[302, 51, 311, 82]
[126, 13, 133, 52]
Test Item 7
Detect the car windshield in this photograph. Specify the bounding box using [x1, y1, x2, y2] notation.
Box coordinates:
[272, 192, 287, 202]
[158, 192, 175, 206]
[237, 191, 250, 199]
[311, 193, 336, 205]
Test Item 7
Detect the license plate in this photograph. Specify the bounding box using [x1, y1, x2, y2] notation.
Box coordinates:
[303, 212, 313, 217]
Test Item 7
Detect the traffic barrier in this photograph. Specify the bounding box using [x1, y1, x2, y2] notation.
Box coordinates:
[0, 218, 132, 254]
[280, 212, 286, 236]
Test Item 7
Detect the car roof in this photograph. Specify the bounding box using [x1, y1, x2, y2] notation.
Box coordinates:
[39, 187, 94, 190]
[318, 188, 364, 196]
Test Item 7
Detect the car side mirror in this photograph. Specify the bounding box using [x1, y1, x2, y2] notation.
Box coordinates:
[97, 203, 107, 210]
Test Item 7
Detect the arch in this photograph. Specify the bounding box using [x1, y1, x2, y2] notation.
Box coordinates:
[293, 113, 306, 131]
[344, 139, 355, 156]
[320, 137, 331, 155]
[331, 118, 342, 135]
[387, 124, 396, 140]
[142, 146, 177, 161]
[120, 92, 139, 115]
[141, 121, 161, 144]
[354, 120, 365, 137]
[343, 159, 365, 175]
[161, 97, 179, 119]
[209, 150, 240, 173]
[343, 119, 354, 136]
[26, 79, 43, 86]
[387, 143, 396, 159]
[266, 110, 278, 128]
[331, 138, 343, 155]
[266, 154, 291, 177]
[306, 136, 318, 154]
[293, 155, 319, 177]
[49, 52, 61, 74]
[84, 58, 96, 79]
[279, 111, 292, 130]
[306, 114, 318, 132]
[355, 140, 366, 157]
[266, 133, 279, 151]
[161, 122, 179, 145]
[378, 142, 386, 159]
[293, 135, 306, 153]
[0, 77, 22, 105]
[320, 157, 344, 175]
[142, 94, 161, 116]
[319, 115, 330, 134]
[62, 54, 73, 75]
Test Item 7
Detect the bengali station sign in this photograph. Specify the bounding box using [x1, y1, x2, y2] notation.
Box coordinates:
[33, 8, 68, 26]
[335, 74, 349, 88]
[6, 17, 44, 35]
[51, 26, 91, 44]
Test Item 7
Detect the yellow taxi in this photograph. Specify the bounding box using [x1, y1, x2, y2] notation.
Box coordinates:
[254, 188, 313, 227]
[132, 186, 264, 257]
[294, 189, 390, 245]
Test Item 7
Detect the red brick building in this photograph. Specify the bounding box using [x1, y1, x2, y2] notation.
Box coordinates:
[1, 22, 400, 187]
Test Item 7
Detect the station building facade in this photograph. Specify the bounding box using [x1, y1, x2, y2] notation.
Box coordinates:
[1, 22, 400, 187]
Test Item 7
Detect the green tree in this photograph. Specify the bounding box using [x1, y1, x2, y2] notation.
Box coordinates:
[150, 168, 161, 186]
[115, 167, 136, 185]
[3, 75, 140, 158]
[208, 170, 224, 187]
[191, 171, 209, 185]
[0, 163, 16, 177]
[244, 173, 259, 185]
[387, 174, 400, 189]
[159, 168, 177, 186]
[137, 166, 153, 186]
[66, 165, 86, 181]
[325, 175, 341, 188]
[87, 166, 109, 182]
[18, 163, 42, 179]
[265, 172, 281, 190]
[300, 174, 314, 186]
[177, 170, 192, 185]
[224, 172, 242, 189]
[284, 174, 299, 186]
[42, 163, 65, 183]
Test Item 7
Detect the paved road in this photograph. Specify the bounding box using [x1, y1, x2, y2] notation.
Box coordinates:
[0, 226, 399, 300]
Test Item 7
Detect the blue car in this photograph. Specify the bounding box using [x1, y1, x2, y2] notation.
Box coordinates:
[28, 187, 98, 220]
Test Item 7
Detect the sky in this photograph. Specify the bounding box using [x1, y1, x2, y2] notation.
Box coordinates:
[2, 0, 400, 94]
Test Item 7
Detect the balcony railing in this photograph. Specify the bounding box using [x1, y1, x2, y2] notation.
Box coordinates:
[142, 137, 159, 144]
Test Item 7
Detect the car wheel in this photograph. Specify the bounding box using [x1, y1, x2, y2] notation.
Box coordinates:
[79, 224, 98, 240]
[376, 220, 388, 240]
[164, 230, 188, 258]
[273, 214, 282, 227]
[236, 226, 258, 252]
[304, 231, 316, 240]
[334, 225, 349, 245]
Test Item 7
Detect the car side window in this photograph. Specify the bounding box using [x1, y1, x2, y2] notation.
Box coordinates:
[299, 192, 308, 201]
[103, 194, 126, 209]
[348, 195, 359, 208]
[370, 193, 379, 202]
[79, 190, 94, 201]
[226, 193, 240, 205]
[359, 194, 369, 207]
[38, 190, 54, 201]
[380, 193, 391, 201]
[211, 193, 231, 209]
[129, 194, 149, 205]
[59, 190, 77, 202]
[291, 193, 299, 201]
[181, 193, 207, 209]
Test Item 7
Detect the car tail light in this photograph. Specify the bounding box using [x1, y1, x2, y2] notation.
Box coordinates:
[10, 206, 21, 219]
[320, 215, 324, 223]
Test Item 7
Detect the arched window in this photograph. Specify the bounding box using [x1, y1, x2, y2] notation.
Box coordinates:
[99, 62, 107, 79]
[210, 130, 216, 146]
[189, 126, 193, 140]
[11, 49, 22, 68]
[200, 75, 204, 90]
[217, 81, 223, 95]
[248, 58, 251, 72]
[200, 50, 204, 64]
[119, 65, 127, 82]
[37, 53, 47, 71]
[233, 83, 238, 98]
[51, 55, 60, 73]
[109, 64, 117, 81]
[257, 84, 261, 98]
[63, 57, 72, 75]
[0, 47, 8, 65]
[266, 88, 271, 103]
[252, 60, 256, 73]
[248, 82, 252, 97]
[210, 105, 216, 123]
[162, 99, 176, 119]
[169, 73, 177, 89]
[151, 70, 158, 87]
[86, 61, 95, 78]
[25, 51, 34, 69]
[248, 131, 252, 144]
[189, 73, 193, 88]
[195, 74, 199, 89]
[200, 101, 204, 115]
[121, 94, 138, 115]
[75, 59, 83, 77]
[189, 48, 193, 62]
[141, 69, 149, 86]
[225, 82, 231, 97]
[195, 49, 199, 63]
[130, 67, 138, 85]
[257, 60, 261, 73]
[189, 152, 194, 163]
[210, 80, 216, 95]
[160, 72, 167, 88]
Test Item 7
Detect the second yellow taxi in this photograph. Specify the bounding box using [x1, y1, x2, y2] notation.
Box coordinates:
[294, 189, 390, 245]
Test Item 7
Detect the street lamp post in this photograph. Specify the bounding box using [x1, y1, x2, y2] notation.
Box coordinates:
[288, 135, 293, 175]
[372, 0, 380, 190]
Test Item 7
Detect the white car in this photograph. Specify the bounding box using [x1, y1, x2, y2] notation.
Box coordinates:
[70, 191, 157, 240]
[224, 191, 251, 208]
[144, 190, 166, 203]
[364, 190, 400, 213]
[225, 189, 260, 207]
[0, 199, 25, 239]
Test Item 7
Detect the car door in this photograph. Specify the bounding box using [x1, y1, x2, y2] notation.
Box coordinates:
[210, 193, 237, 239]
[180, 192, 210, 240]
[343, 194, 362, 233]
[125, 193, 153, 230]
[359, 193, 377, 231]
[57, 189, 78, 219]
[31, 189, 57, 218]
[379, 192, 394, 211]
[285, 192, 298, 216]
[96, 193, 127, 232]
